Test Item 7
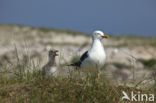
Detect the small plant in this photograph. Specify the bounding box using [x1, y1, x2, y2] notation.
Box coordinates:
[112, 62, 131, 69]
[138, 59, 156, 69]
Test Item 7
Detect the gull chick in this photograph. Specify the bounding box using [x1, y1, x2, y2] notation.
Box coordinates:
[69, 30, 108, 72]
[42, 50, 59, 77]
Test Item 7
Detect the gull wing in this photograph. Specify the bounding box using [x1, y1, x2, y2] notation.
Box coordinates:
[69, 51, 88, 67]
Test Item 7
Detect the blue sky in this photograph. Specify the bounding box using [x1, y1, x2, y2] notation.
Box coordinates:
[0, 0, 156, 36]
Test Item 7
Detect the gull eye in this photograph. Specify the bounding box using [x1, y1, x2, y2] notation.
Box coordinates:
[96, 33, 100, 35]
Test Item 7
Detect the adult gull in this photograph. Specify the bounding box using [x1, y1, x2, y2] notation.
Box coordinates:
[69, 30, 108, 73]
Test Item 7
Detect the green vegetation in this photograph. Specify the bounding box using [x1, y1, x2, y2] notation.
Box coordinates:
[0, 24, 89, 36]
[138, 59, 156, 69]
[0, 71, 118, 103]
[111, 62, 131, 69]
[0, 53, 155, 103]
[1, 68, 155, 103]
[110, 35, 156, 47]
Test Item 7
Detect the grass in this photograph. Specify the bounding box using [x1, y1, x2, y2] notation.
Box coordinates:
[0, 69, 155, 103]
[110, 35, 156, 47]
[111, 62, 131, 69]
[0, 72, 117, 103]
[0, 24, 89, 37]
[0, 51, 156, 103]
[138, 59, 156, 69]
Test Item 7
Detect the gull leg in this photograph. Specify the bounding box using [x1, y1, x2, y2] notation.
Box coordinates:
[97, 68, 101, 80]
[98, 72, 100, 80]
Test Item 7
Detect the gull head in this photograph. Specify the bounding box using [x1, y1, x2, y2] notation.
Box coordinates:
[92, 30, 108, 40]
[49, 49, 59, 58]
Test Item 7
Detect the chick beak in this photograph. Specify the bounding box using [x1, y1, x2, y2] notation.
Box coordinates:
[102, 35, 108, 38]
[55, 50, 59, 56]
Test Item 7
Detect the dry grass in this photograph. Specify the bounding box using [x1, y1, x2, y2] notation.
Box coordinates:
[0, 51, 155, 103]
[0, 69, 155, 103]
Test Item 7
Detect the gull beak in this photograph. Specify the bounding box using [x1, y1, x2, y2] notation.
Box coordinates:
[102, 35, 108, 38]
[55, 50, 59, 56]
[54, 50, 59, 53]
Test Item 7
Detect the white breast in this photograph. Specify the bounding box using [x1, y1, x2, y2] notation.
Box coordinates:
[81, 39, 106, 71]
[49, 66, 58, 77]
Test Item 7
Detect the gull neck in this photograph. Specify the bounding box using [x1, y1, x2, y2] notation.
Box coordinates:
[91, 39, 104, 50]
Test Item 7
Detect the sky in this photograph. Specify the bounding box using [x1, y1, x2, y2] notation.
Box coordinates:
[0, 0, 156, 36]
